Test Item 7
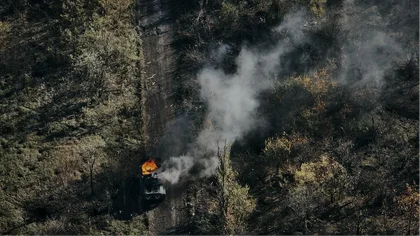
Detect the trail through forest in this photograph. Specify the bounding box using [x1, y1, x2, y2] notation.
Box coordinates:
[137, 0, 187, 234]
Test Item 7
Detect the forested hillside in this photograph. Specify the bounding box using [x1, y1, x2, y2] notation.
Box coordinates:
[0, 0, 418, 235]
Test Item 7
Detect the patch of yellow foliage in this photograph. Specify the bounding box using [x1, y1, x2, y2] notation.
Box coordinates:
[294, 68, 336, 100]
[0, 21, 11, 49]
[295, 154, 345, 185]
[294, 68, 337, 118]
[292, 154, 350, 205]
[310, 0, 327, 17]
[263, 137, 292, 155]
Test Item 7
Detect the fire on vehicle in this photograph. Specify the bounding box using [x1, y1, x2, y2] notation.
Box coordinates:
[140, 159, 166, 201]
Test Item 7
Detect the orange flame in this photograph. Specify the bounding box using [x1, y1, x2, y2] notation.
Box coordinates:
[142, 159, 158, 175]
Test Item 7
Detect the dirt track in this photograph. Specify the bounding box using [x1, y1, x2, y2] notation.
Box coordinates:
[137, 0, 189, 234]
[138, 0, 176, 145]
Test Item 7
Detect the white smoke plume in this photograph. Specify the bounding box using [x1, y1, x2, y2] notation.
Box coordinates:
[158, 11, 309, 184]
[158, 0, 414, 184]
[158, 155, 194, 184]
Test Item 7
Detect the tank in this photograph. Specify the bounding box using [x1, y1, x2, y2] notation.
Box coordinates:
[140, 159, 166, 201]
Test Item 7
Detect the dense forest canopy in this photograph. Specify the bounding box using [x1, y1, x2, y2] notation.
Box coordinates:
[0, 0, 418, 235]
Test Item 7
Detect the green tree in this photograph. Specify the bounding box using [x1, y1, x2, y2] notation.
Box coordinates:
[263, 136, 292, 175]
[217, 143, 256, 234]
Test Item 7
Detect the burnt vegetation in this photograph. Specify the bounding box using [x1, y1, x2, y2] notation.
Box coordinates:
[0, 0, 419, 235]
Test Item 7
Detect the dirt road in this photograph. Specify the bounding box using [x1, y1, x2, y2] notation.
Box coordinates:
[136, 0, 189, 234]
[138, 0, 175, 146]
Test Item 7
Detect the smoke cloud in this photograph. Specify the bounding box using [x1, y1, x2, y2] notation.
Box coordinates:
[158, 11, 309, 184]
[158, 0, 415, 184]
[158, 155, 194, 184]
[338, 0, 407, 91]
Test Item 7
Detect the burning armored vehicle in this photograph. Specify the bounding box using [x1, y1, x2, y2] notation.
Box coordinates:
[140, 159, 166, 201]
